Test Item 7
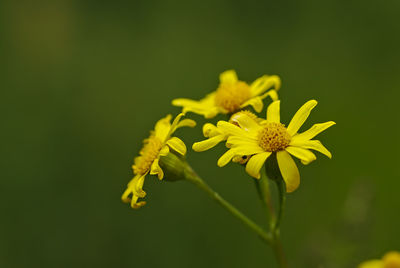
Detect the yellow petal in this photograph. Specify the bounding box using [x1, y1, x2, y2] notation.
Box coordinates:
[134, 174, 146, 194]
[226, 135, 259, 147]
[263, 89, 279, 101]
[217, 121, 248, 137]
[232, 155, 250, 164]
[217, 149, 236, 167]
[176, 119, 197, 129]
[285, 146, 316, 165]
[121, 176, 137, 203]
[132, 200, 146, 209]
[172, 93, 220, 119]
[245, 152, 271, 179]
[168, 113, 185, 137]
[154, 114, 172, 141]
[250, 75, 281, 96]
[220, 70, 238, 84]
[121, 174, 147, 208]
[291, 121, 336, 142]
[226, 139, 265, 155]
[172, 98, 197, 108]
[240, 96, 264, 113]
[192, 135, 226, 152]
[159, 145, 170, 156]
[358, 260, 384, 268]
[276, 150, 300, 193]
[150, 158, 164, 179]
[166, 137, 187, 155]
[289, 139, 332, 158]
[203, 123, 221, 137]
[266, 100, 280, 123]
[287, 100, 318, 136]
[229, 113, 262, 132]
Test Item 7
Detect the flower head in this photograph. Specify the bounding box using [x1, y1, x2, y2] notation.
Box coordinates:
[216, 100, 335, 193]
[172, 70, 280, 118]
[122, 113, 196, 209]
[359, 251, 400, 268]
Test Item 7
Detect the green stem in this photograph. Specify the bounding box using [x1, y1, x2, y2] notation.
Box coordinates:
[258, 168, 277, 229]
[272, 231, 288, 268]
[256, 164, 288, 268]
[274, 178, 286, 230]
[183, 163, 272, 244]
[271, 176, 288, 267]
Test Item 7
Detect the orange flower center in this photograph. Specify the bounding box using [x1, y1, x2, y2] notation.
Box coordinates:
[258, 122, 291, 152]
[214, 81, 251, 113]
[132, 136, 163, 175]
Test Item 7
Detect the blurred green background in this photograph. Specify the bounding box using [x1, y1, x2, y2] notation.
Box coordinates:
[1, 1, 399, 267]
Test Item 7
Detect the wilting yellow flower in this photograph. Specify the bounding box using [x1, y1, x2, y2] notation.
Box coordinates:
[216, 100, 335, 192]
[359, 251, 400, 268]
[172, 70, 280, 118]
[192, 110, 261, 152]
[122, 113, 196, 209]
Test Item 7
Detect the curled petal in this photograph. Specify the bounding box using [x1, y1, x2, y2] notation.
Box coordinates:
[250, 75, 281, 96]
[166, 137, 187, 155]
[240, 96, 264, 113]
[176, 119, 197, 129]
[159, 145, 170, 156]
[150, 159, 164, 179]
[203, 123, 221, 138]
[121, 174, 147, 208]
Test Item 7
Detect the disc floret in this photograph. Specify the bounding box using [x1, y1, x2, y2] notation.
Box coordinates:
[258, 122, 291, 152]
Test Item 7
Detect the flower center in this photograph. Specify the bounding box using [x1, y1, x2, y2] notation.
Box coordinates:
[384, 252, 400, 268]
[258, 122, 291, 152]
[133, 136, 163, 175]
[214, 81, 251, 113]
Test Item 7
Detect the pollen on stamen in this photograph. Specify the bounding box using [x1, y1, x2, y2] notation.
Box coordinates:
[214, 81, 251, 113]
[258, 122, 291, 152]
[132, 136, 163, 175]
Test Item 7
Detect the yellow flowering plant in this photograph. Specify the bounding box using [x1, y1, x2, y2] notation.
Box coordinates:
[121, 113, 195, 209]
[122, 69, 339, 268]
[215, 100, 335, 192]
[172, 70, 280, 118]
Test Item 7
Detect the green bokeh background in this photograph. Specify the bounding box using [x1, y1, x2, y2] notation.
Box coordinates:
[1, 1, 399, 267]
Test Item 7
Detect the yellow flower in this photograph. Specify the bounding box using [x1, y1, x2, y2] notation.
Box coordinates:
[172, 70, 280, 118]
[359, 251, 400, 268]
[216, 100, 335, 192]
[121, 113, 196, 209]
